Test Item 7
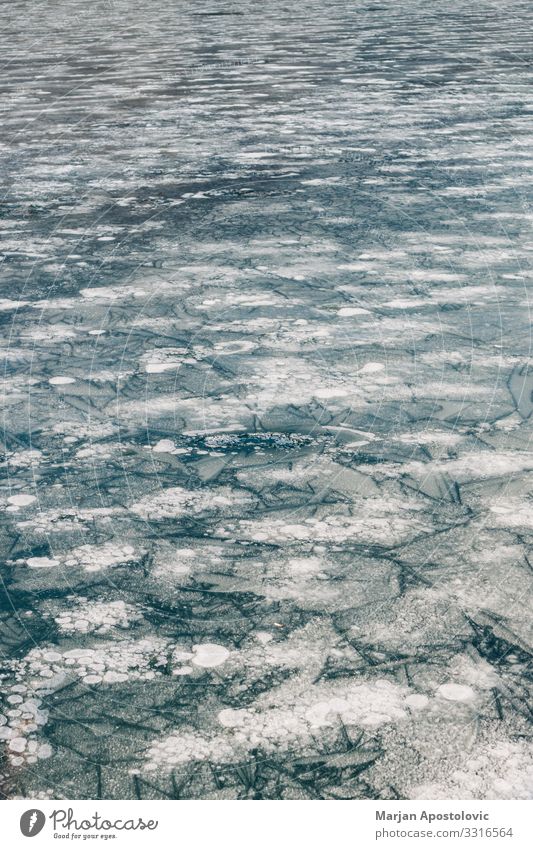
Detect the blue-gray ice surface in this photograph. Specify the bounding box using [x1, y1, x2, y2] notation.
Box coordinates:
[1, 0, 532, 800]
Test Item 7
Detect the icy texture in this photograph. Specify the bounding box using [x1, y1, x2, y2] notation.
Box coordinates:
[0, 0, 532, 800]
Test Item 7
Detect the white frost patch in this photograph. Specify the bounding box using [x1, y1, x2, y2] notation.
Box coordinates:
[27, 325, 77, 342]
[313, 387, 349, 399]
[191, 644, 230, 668]
[398, 430, 463, 447]
[21, 637, 172, 689]
[6, 449, 43, 468]
[436, 683, 476, 702]
[382, 298, 427, 309]
[64, 542, 136, 572]
[152, 439, 177, 453]
[55, 600, 141, 635]
[0, 298, 29, 310]
[153, 546, 198, 579]
[220, 498, 427, 546]
[16, 507, 119, 534]
[143, 679, 407, 771]
[7, 494, 36, 507]
[403, 452, 533, 483]
[0, 684, 49, 767]
[490, 498, 533, 528]
[304, 681, 405, 727]
[8, 737, 27, 753]
[145, 362, 179, 374]
[406, 694, 429, 710]
[213, 340, 257, 355]
[131, 486, 249, 520]
[74, 442, 122, 462]
[410, 739, 533, 800]
[140, 347, 191, 374]
[80, 285, 146, 300]
[358, 362, 385, 374]
[52, 420, 118, 440]
[27, 557, 59, 569]
[337, 306, 371, 316]
[49, 376, 76, 385]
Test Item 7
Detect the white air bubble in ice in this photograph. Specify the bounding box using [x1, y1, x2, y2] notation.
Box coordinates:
[191, 644, 230, 668]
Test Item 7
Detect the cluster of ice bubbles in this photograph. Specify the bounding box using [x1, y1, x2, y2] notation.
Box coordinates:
[0, 684, 51, 768]
[0, 637, 231, 773]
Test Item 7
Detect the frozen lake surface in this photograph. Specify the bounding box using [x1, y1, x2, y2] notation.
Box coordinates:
[1, 0, 533, 799]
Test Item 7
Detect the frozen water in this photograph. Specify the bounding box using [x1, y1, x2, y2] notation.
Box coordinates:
[0, 0, 532, 801]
